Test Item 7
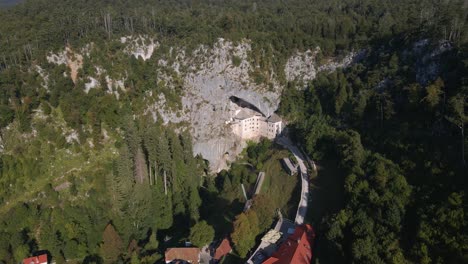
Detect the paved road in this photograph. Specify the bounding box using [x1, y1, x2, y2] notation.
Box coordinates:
[277, 137, 309, 225]
[295, 169, 309, 224]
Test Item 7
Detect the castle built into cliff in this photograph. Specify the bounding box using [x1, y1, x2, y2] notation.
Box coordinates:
[230, 107, 283, 140]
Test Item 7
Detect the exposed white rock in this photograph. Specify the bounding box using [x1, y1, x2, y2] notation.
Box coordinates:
[47, 47, 83, 84]
[105, 76, 126, 99]
[411, 40, 453, 85]
[0, 132, 4, 153]
[285, 48, 365, 84]
[285, 48, 320, 82]
[158, 58, 168, 67]
[318, 51, 363, 72]
[54, 181, 71, 191]
[35, 66, 50, 90]
[84, 77, 99, 93]
[81, 43, 93, 57]
[102, 128, 110, 141]
[47, 50, 67, 65]
[122, 35, 159, 61]
[65, 130, 79, 144]
[83, 65, 126, 98]
[32, 108, 47, 120]
[145, 93, 188, 125]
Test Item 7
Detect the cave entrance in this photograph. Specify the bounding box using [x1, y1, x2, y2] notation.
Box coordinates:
[229, 96, 264, 116]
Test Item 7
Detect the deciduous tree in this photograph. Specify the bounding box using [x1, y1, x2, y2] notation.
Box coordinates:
[189, 221, 215, 247]
[231, 211, 259, 257]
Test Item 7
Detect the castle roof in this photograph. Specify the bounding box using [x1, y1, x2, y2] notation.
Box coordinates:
[267, 114, 282, 123]
[262, 224, 315, 264]
[234, 109, 252, 120]
[234, 108, 263, 120]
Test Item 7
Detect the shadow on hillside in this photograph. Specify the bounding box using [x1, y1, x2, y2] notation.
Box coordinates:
[200, 190, 244, 238]
[307, 159, 346, 264]
[307, 160, 345, 225]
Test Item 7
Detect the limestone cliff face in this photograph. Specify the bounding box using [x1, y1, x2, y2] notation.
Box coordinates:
[43, 37, 358, 173]
[46, 46, 84, 84]
[406, 39, 453, 85]
[147, 39, 283, 172]
[146, 39, 363, 172]
[285, 47, 364, 84]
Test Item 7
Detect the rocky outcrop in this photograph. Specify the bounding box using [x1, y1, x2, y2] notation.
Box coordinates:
[121, 35, 159, 61]
[47, 46, 83, 84]
[285, 48, 320, 82]
[44, 37, 359, 173]
[145, 38, 283, 172]
[412, 40, 452, 85]
[285, 47, 365, 84]
[182, 39, 282, 171]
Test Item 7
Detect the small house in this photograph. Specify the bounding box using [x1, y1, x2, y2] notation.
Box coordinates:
[281, 158, 298, 175]
[23, 254, 48, 264]
[213, 238, 232, 261]
[165, 247, 200, 264]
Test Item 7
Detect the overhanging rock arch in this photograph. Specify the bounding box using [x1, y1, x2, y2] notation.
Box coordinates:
[229, 95, 266, 116]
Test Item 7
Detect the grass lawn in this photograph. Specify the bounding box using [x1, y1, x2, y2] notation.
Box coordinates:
[262, 148, 300, 219]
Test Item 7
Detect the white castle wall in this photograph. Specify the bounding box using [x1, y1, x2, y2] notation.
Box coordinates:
[231, 110, 282, 140]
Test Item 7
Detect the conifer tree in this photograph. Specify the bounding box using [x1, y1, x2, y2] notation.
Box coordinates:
[151, 185, 173, 230]
[107, 144, 134, 216]
[100, 223, 123, 263]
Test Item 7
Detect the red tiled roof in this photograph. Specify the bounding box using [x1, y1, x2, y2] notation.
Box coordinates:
[23, 254, 47, 264]
[263, 224, 315, 264]
[214, 238, 232, 260]
[165, 247, 200, 264]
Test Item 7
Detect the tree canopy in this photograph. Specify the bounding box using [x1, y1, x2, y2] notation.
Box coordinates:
[189, 221, 215, 247]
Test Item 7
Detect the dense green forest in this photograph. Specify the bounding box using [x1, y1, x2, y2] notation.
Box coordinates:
[279, 30, 468, 263]
[0, 0, 466, 263]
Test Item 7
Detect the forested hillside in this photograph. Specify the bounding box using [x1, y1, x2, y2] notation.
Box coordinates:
[0, 0, 466, 263]
[279, 29, 468, 264]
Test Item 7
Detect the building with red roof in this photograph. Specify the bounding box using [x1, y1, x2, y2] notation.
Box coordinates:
[262, 224, 315, 264]
[213, 238, 232, 261]
[23, 254, 48, 264]
[165, 247, 200, 264]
